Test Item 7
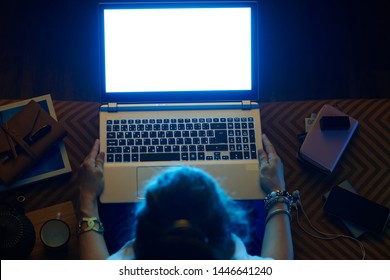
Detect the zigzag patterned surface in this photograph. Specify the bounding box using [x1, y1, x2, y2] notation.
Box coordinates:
[260, 99, 390, 260]
[0, 98, 389, 259]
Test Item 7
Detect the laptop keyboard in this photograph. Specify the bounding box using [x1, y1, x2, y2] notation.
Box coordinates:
[105, 117, 258, 162]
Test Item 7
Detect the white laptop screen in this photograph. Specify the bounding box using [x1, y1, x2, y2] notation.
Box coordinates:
[99, 2, 259, 103]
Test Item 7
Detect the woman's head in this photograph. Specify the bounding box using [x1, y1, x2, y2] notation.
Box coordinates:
[133, 166, 250, 259]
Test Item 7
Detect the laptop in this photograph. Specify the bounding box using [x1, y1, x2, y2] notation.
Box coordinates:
[98, 1, 265, 203]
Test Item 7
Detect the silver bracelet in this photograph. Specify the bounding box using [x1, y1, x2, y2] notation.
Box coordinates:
[265, 209, 292, 224]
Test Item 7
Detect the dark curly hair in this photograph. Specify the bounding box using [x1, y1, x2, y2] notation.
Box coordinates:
[133, 166, 250, 259]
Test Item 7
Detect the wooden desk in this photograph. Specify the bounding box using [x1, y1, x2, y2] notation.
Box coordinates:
[26, 201, 78, 260]
[0, 98, 389, 259]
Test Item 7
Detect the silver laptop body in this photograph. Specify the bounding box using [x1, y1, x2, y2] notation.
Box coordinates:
[98, 1, 265, 202]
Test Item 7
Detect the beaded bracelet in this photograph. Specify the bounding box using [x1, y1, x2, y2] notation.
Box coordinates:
[78, 217, 104, 234]
[264, 190, 293, 211]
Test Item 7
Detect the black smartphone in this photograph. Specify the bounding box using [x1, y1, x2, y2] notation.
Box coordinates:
[320, 116, 350, 130]
[323, 186, 390, 234]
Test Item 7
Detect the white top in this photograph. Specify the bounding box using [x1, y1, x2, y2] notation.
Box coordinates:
[108, 234, 272, 260]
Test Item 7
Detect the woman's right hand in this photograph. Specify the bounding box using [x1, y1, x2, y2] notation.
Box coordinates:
[78, 139, 105, 203]
[258, 134, 286, 194]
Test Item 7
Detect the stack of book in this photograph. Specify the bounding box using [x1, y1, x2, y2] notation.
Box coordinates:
[0, 94, 71, 191]
[298, 104, 358, 173]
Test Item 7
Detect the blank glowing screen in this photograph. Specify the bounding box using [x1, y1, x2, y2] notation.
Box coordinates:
[103, 8, 252, 93]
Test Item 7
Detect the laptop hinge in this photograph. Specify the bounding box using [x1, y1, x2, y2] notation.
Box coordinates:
[107, 102, 118, 112]
[241, 100, 252, 110]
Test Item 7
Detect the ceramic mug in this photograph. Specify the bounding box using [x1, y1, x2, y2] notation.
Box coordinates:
[40, 213, 70, 249]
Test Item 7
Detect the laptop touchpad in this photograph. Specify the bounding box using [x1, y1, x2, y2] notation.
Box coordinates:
[137, 166, 178, 198]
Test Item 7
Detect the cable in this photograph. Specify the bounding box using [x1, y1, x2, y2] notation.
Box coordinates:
[291, 190, 366, 260]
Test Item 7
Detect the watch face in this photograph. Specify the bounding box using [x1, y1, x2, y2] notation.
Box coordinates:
[40, 219, 70, 249]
